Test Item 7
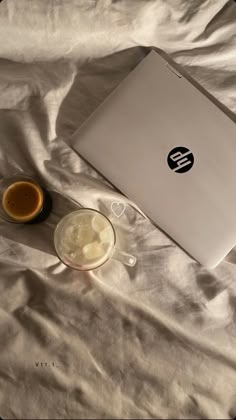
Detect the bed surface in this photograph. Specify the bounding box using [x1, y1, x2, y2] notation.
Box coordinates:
[0, 1, 236, 418]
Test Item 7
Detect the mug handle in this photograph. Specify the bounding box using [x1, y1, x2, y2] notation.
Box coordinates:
[111, 248, 136, 267]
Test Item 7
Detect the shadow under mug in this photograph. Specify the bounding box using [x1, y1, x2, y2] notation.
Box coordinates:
[54, 208, 137, 271]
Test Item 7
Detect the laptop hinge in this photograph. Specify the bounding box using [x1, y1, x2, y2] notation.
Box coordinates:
[165, 63, 182, 78]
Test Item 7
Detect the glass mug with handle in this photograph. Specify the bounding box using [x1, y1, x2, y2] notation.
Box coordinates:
[54, 208, 136, 271]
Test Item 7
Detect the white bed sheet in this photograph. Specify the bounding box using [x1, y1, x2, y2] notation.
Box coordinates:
[0, 0, 236, 418]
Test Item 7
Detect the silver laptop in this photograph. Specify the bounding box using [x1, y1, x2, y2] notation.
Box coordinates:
[71, 49, 236, 268]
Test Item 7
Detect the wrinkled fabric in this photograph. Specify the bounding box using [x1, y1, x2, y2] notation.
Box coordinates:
[0, 0, 236, 419]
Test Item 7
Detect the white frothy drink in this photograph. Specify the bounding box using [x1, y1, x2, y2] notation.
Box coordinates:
[55, 209, 115, 270]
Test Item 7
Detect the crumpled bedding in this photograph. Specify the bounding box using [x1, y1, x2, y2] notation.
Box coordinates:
[0, 0, 236, 419]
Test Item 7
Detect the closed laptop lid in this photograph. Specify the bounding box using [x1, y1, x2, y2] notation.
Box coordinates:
[71, 50, 236, 268]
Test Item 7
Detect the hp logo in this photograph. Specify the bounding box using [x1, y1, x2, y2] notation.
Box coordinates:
[167, 147, 194, 173]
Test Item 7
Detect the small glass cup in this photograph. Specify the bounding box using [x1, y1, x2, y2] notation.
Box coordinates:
[0, 174, 47, 224]
[54, 208, 136, 271]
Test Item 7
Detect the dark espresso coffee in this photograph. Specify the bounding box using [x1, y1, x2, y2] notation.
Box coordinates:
[2, 181, 44, 222]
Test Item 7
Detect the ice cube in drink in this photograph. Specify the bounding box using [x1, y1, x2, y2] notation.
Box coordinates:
[57, 209, 114, 269]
